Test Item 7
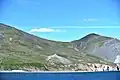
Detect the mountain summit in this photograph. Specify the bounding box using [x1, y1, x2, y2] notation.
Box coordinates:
[72, 33, 120, 63]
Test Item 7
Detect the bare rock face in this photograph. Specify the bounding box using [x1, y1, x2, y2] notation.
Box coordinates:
[114, 55, 120, 63]
[46, 54, 71, 65]
[44, 62, 119, 71]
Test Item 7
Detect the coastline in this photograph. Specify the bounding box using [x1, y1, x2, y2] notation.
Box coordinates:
[0, 70, 119, 73]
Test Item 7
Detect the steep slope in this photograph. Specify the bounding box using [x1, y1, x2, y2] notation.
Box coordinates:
[0, 23, 107, 71]
[72, 33, 120, 63]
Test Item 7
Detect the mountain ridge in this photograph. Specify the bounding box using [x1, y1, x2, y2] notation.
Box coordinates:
[0, 23, 119, 71]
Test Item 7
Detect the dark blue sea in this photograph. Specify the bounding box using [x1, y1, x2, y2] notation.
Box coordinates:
[0, 71, 120, 80]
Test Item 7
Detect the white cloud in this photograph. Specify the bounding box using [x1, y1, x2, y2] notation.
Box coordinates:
[29, 26, 120, 33]
[29, 28, 65, 33]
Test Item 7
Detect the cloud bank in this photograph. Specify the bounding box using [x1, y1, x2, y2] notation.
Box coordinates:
[29, 28, 65, 33]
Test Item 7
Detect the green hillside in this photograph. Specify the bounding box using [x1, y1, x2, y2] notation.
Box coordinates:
[0, 23, 110, 71]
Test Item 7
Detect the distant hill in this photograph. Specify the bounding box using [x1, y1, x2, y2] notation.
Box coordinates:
[72, 33, 120, 63]
[0, 23, 117, 71]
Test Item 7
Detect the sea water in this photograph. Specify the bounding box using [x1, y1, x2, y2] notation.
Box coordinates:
[0, 71, 120, 80]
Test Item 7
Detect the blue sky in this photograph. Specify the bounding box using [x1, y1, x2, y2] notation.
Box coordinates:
[0, 0, 120, 41]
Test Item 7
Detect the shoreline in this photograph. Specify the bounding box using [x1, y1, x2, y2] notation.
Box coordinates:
[0, 70, 119, 73]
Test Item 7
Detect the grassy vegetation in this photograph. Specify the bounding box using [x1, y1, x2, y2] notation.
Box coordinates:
[0, 63, 46, 70]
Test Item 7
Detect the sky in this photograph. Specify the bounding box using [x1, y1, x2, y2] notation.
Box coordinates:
[0, 0, 120, 42]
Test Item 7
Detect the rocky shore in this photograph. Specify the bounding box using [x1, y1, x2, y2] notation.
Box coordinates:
[7, 63, 118, 72]
[0, 63, 119, 72]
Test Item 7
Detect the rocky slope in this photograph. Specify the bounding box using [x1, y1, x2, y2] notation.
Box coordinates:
[0, 23, 119, 71]
[72, 33, 120, 63]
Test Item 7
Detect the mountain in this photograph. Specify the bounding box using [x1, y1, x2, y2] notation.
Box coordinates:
[0, 23, 117, 71]
[72, 33, 120, 63]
